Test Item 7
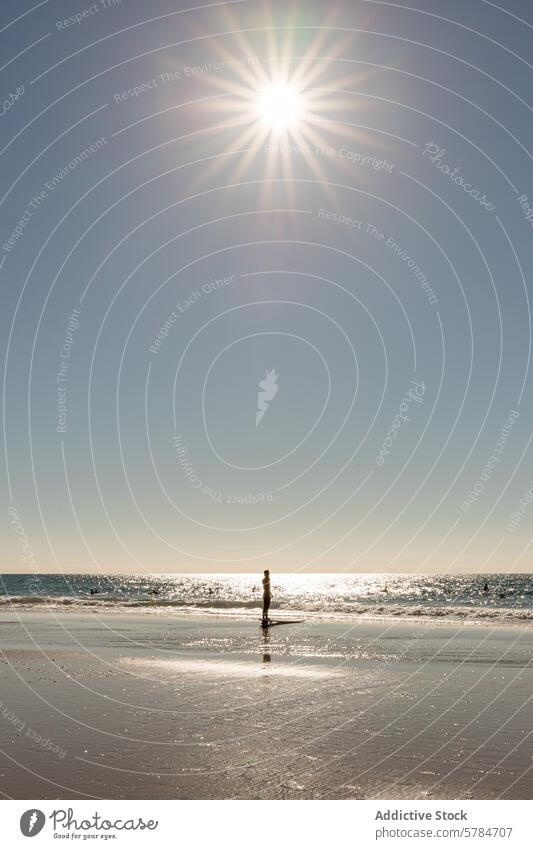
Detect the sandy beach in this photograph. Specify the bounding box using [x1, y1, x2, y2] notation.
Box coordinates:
[0, 610, 531, 800]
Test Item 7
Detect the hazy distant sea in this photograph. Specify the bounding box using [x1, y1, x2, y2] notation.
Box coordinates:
[1, 573, 532, 622]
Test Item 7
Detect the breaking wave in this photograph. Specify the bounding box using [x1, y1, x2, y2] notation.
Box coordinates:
[1, 594, 532, 623]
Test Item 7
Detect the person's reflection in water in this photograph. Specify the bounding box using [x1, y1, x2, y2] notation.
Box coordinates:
[262, 629, 271, 664]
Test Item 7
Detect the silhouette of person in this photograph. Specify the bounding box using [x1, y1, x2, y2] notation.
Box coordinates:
[90, 588, 98, 595]
[483, 582, 489, 593]
[262, 569, 271, 626]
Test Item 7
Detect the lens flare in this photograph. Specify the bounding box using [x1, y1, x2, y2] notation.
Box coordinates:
[257, 84, 301, 129]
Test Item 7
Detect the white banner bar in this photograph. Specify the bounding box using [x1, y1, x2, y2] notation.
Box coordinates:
[2, 799, 529, 848]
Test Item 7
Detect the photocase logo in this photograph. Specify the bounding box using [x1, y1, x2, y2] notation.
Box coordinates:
[20, 809, 45, 837]
[256, 369, 279, 426]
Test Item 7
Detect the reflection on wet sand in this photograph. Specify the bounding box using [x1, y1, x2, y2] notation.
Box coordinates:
[121, 656, 338, 679]
[262, 630, 271, 664]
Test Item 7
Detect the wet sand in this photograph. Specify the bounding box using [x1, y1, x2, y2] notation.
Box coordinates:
[0, 611, 531, 799]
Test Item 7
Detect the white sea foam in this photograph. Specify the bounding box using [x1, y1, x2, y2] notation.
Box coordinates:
[1, 594, 532, 623]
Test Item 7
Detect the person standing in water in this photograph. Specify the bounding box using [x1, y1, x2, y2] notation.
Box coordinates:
[262, 569, 271, 625]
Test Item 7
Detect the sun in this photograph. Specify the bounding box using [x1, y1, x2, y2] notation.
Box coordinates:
[192, 19, 377, 195]
[257, 84, 302, 130]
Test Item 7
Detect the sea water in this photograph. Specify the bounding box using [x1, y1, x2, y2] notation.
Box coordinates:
[1, 573, 532, 622]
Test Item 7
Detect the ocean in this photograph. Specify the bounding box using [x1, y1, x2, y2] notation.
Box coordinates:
[1, 573, 532, 622]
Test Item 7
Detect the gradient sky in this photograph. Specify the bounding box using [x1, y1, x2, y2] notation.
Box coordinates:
[2, 0, 533, 573]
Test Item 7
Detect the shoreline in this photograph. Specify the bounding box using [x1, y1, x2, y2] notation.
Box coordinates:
[0, 611, 531, 799]
[3, 573, 531, 629]
[0, 602, 532, 627]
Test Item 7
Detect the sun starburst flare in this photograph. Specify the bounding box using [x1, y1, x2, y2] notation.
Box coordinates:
[184, 7, 385, 203]
[257, 83, 302, 129]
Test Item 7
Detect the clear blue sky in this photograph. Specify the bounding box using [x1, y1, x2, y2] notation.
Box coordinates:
[2, 0, 533, 573]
